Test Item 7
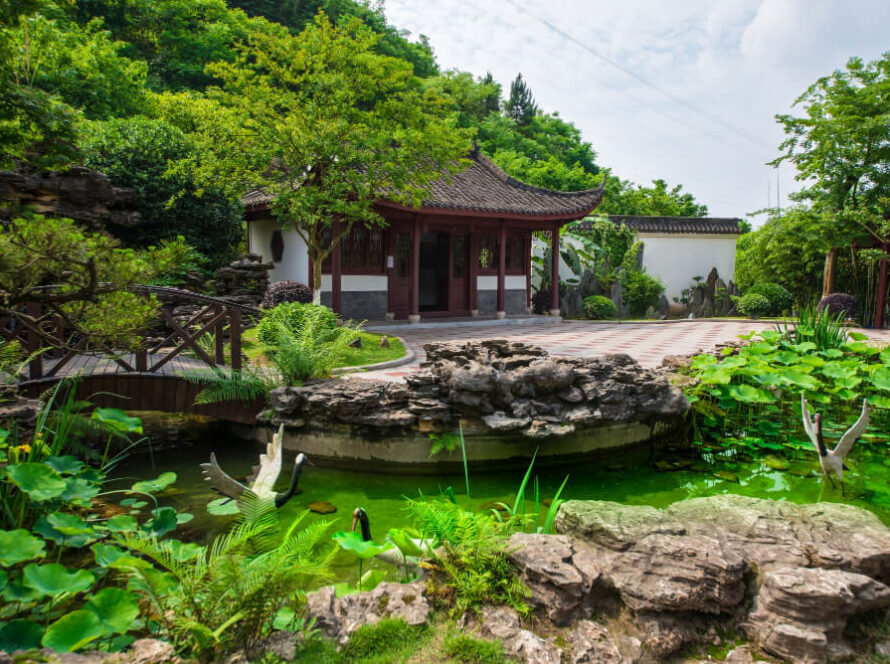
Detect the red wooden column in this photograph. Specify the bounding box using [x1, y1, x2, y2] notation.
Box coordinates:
[409, 215, 421, 323]
[496, 222, 507, 318]
[875, 241, 889, 328]
[469, 232, 479, 315]
[550, 222, 560, 316]
[331, 221, 342, 314]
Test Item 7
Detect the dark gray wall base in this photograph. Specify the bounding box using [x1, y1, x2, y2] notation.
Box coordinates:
[321, 291, 388, 321]
[478, 289, 528, 314]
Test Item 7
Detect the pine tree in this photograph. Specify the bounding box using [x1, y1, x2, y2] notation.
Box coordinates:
[505, 73, 538, 126]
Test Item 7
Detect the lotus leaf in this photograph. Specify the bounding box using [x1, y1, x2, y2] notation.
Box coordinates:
[142, 507, 178, 536]
[92, 543, 150, 570]
[104, 515, 138, 532]
[3, 580, 41, 603]
[34, 513, 97, 548]
[0, 620, 43, 652]
[332, 530, 393, 559]
[771, 351, 800, 365]
[0, 529, 46, 566]
[22, 563, 95, 596]
[871, 368, 890, 391]
[176, 512, 194, 525]
[46, 455, 84, 475]
[5, 463, 66, 501]
[273, 606, 296, 631]
[727, 384, 773, 404]
[778, 370, 821, 390]
[61, 477, 100, 505]
[42, 610, 105, 652]
[868, 394, 890, 409]
[130, 472, 176, 494]
[91, 408, 143, 434]
[86, 587, 139, 634]
[790, 342, 817, 353]
[358, 568, 387, 591]
[0, 569, 6, 591]
[388, 528, 423, 557]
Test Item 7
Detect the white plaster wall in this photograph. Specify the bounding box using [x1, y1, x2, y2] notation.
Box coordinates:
[533, 234, 737, 302]
[249, 220, 310, 285]
[638, 234, 737, 301]
[320, 275, 388, 293]
[477, 275, 527, 290]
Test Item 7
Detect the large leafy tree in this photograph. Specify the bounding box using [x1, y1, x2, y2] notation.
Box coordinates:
[599, 178, 708, 217]
[772, 54, 890, 295]
[80, 116, 243, 267]
[185, 14, 471, 297]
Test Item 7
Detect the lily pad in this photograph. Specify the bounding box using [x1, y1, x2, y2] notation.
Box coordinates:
[0, 620, 44, 652]
[207, 497, 240, 516]
[130, 472, 176, 494]
[46, 455, 84, 475]
[86, 588, 139, 635]
[308, 500, 337, 514]
[142, 507, 178, 536]
[91, 543, 150, 570]
[0, 529, 46, 566]
[61, 477, 100, 506]
[42, 610, 105, 652]
[104, 515, 138, 533]
[34, 513, 97, 548]
[23, 563, 95, 596]
[4, 463, 66, 501]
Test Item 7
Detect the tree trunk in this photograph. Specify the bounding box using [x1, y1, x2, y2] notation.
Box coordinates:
[312, 256, 322, 305]
[822, 247, 838, 298]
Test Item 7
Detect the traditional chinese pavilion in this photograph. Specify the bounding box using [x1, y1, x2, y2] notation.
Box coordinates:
[244, 148, 605, 321]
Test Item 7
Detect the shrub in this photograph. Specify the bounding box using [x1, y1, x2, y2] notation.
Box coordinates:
[262, 281, 313, 309]
[344, 619, 418, 659]
[622, 270, 664, 317]
[747, 283, 793, 316]
[736, 293, 771, 318]
[818, 292, 858, 319]
[442, 632, 509, 664]
[583, 295, 617, 320]
[257, 302, 339, 346]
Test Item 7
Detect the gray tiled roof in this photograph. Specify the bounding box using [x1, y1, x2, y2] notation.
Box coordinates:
[243, 149, 605, 218]
[573, 215, 743, 235]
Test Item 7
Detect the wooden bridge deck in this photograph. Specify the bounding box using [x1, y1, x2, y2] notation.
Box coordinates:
[19, 352, 262, 425]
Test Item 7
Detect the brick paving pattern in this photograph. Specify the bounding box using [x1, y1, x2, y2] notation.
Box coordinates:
[359, 321, 890, 381]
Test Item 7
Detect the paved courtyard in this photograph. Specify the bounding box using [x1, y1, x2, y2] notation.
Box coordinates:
[353, 320, 770, 380]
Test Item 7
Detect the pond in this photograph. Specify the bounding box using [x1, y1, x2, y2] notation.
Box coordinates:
[110, 431, 890, 585]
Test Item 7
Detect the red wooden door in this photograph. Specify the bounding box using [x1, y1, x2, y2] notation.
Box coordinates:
[449, 232, 470, 312]
[387, 221, 412, 318]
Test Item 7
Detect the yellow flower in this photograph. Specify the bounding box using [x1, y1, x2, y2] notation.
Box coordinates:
[16, 444, 31, 454]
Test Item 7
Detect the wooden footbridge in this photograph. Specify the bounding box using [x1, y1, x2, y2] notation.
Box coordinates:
[4, 286, 265, 424]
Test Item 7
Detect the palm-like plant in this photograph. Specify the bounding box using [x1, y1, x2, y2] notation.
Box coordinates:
[116, 497, 336, 660]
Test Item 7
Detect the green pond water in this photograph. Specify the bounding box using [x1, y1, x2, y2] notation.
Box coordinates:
[110, 434, 890, 585]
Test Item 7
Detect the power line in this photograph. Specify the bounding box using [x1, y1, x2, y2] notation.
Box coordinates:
[499, 0, 776, 153]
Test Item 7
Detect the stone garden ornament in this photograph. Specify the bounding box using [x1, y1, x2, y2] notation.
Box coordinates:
[201, 423, 306, 508]
[801, 393, 870, 495]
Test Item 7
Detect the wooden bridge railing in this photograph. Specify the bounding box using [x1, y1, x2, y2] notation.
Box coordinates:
[1, 286, 261, 381]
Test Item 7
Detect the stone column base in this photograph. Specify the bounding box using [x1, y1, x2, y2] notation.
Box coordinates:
[385, 312, 395, 321]
[526, 306, 533, 314]
[495, 311, 506, 320]
[408, 314, 421, 324]
[470, 309, 479, 317]
[548, 308, 561, 318]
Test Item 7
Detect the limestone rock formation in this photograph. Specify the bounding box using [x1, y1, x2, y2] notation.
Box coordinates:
[306, 581, 430, 645]
[269, 340, 689, 440]
[0, 163, 139, 230]
[211, 253, 272, 308]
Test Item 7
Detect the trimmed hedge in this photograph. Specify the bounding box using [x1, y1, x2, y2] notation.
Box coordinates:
[737, 293, 771, 318]
[747, 283, 793, 316]
[583, 295, 618, 320]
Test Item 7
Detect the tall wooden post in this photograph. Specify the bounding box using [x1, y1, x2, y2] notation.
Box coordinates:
[25, 302, 43, 379]
[875, 242, 889, 329]
[409, 215, 421, 323]
[213, 305, 225, 365]
[229, 308, 242, 371]
[550, 223, 560, 316]
[331, 221, 342, 314]
[496, 222, 507, 318]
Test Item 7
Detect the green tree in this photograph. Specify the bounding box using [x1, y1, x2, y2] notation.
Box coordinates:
[0, 214, 195, 345]
[184, 14, 471, 298]
[422, 70, 501, 128]
[598, 178, 708, 217]
[80, 116, 243, 267]
[504, 73, 538, 126]
[772, 54, 890, 295]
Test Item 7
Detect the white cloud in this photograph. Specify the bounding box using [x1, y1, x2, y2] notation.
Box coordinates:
[383, 0, 890, 222]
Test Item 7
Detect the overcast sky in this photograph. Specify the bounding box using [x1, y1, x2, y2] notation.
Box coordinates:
[383, 0, 890, 223]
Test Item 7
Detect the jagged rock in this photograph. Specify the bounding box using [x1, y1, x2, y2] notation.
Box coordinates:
[568, 621, 625, 663]
[212, 254, 272, 307]
[508, 533, 600, 625]
[463, 605, 561, 664]
[269, 341, 689, 440]
[10, 638, 179, 664]
[261, 631, 297, 661]
[745, 566, 890, 663]
[306, 581, 430, 645]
